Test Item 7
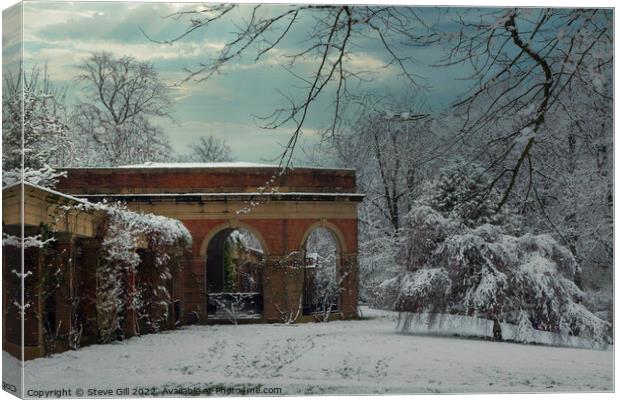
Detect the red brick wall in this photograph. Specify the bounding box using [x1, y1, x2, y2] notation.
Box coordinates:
[179, 219, 224, 320]
[182, 218, 356, 258]
[179, 217, 358, 322]
[57, 167, 356, 195]
[55, 167, 361, 323]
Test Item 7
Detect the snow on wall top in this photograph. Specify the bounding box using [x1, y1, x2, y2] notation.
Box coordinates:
[118, 162, 278, 169]
[108, 161, 355, 171]
[3, 181, 91, 206]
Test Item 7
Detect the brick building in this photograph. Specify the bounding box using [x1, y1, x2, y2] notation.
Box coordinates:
[3, 163, 363, 359]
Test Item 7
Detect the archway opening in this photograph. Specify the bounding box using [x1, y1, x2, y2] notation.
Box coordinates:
[205, 228, 264, 320]
[302, 227, 341, 319]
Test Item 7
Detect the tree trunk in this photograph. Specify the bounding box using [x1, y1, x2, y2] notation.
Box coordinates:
[492, 318, 503, 341]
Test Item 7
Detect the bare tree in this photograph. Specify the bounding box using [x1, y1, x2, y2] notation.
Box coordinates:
[436, 8, 613, 290]
[333, 96, 436, 232]
[439, 8, 612, 209]
[144, 5, 438, 167]
[184, 135, 232, 162]
[146, 6, 611, 205]
[71, 52, 174, 166]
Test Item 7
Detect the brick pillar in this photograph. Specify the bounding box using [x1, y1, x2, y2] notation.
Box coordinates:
[24, 234, 43, 359]
[135, 250, 181, 332]
[135, 249, 152, 333]
[77, 238, 99, 345]
[3, 228, 25, 355]
[172, 254, 185, 326]
[286, 252, 305, 319]
[144, 249, 174, 333]
[263, 253, 304, 322]
[262, 256, 279, 321]
[181, 255, 205, 323]
[124, 265, 138, 337]
[51, 233, 75, 353]
[340, 254, 359, 318]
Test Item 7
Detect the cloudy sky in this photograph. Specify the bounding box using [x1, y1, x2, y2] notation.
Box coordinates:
[5, 2, 474, 163]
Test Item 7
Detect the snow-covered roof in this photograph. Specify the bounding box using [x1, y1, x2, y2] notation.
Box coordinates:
[3, 181, 92, 205]
[77, 192, 365, 199]
[99, 161, 356, 171]
[118, 161, 277, 169]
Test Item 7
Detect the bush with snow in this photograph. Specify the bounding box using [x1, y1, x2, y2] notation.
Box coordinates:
[61, 200, 192, 343]
[99, 201, 191, 340]
[379, 206, 611, 347]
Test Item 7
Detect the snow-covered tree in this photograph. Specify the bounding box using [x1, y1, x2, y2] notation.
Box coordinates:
[2, 67, 74, 355]
[326, 96, 449, 302]
[304, 228, 344, 322]
[442, 9, 612, 209]
[2, 67, 71, 187]
[333, 98, 437, 232]
[441, 8, 613, 291]
[380, 206, 611, 346]
[356, 222, 402, 307]
[298, 7, 611, 339]
[519, 71, 613, 292]
[417, 159, 518, 230]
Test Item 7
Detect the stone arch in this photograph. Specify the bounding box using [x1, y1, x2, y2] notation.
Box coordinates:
[299, 220, 347, 317]
[200, 220, 268, 320]
[199, 220, 269, 257]
[299, 220, 348, 254]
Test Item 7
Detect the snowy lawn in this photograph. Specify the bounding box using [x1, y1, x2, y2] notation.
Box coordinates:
[14, 308, 613, 396]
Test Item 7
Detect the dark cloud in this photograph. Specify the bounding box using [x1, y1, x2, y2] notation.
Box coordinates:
[19, 2, 482, 162]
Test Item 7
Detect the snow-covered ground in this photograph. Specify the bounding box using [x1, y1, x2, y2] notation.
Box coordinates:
[10, 308, 613, 396]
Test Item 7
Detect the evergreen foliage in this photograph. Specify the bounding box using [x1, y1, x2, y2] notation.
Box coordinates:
[418, 159, 517, 229]
[379, 206, 611, 346]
